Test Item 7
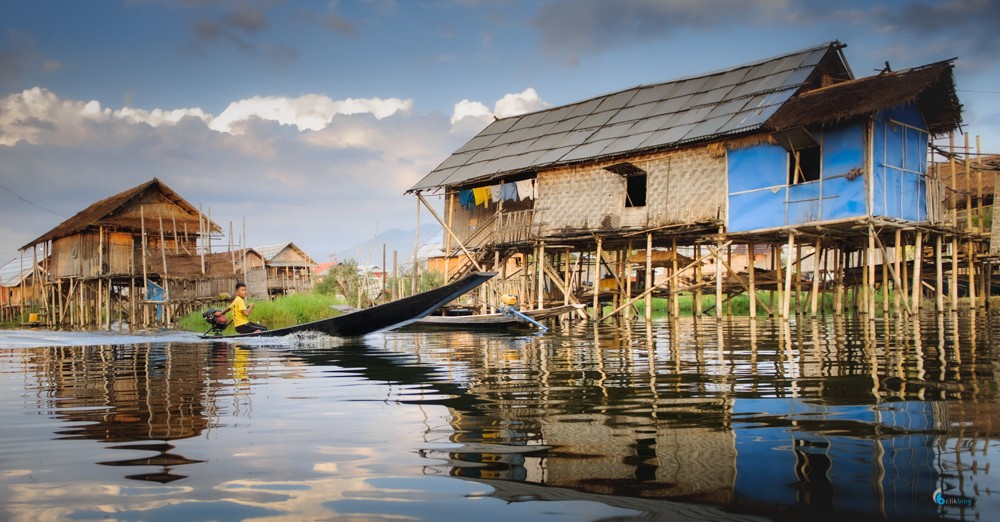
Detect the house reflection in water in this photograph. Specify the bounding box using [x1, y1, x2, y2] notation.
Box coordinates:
[21, 343, 249, 483]
[405, 318, 993, 520]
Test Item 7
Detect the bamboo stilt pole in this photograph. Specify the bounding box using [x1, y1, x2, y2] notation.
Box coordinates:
[951, 236, 959, 310]
[625, 240, 632, 321]
[894, 230, 901, 315]
[695, 244, 703, 316]
[868, 230, 877, 317]
[140, 207, 148, 326]
[748, 243, 756, 318]
[912, 231, 922, 313]
[538, 242, 545, 310]
[810, 239, 821, 317]
[935, 234, 944, 313]
[716, 234, 724, 319]
[672, 238, 680, 318]
[783, 233, 794, 319]
[968, 239, 977, 310]
[645, 233, 652, 322]
[593, 238, 602, 321]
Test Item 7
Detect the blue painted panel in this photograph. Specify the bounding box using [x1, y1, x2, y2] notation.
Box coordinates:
[901, 172, 925, 221]
[905, 126, 925, 171]
[728, 144, 787, 193]
[885, 169, 903, 218]
[729, 188, 786, 231]
[884, 103, 927, 130]
[821, 176, 866, 220]
[788, 181, 821, 225]
[884, 120, 905, 169]
[872, 169, 887, 216]
[821, 124, 864, 178]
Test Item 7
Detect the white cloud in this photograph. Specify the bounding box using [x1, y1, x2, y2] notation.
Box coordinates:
[448, 87, 551, 135]
[209, 94, 413, 134]
[0, 88, 460, 259]
[493, 87, 548, 118]
[0, 88, 415, 146]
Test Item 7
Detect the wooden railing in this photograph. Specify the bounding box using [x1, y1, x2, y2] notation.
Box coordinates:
[494, 209, 536, 244]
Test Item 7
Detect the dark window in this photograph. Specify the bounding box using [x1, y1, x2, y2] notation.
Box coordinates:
[626, 174, 647, 207]
[789, 146, 821, 184]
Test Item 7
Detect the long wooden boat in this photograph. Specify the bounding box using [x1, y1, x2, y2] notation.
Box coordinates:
[201, 271, 496, 339]
[409, 303, 585, 329]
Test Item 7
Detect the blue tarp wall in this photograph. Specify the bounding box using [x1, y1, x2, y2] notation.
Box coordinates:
[873, 104, 929, 221]
[727, 104, 929, 232]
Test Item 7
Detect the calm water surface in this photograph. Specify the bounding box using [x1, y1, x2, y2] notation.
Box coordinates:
[0, 312, 996, 521]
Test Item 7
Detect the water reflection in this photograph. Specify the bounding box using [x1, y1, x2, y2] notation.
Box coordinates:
[1, 311, 996, 521]
[374, 312, 997, 521]
[15, 342, 254, 483]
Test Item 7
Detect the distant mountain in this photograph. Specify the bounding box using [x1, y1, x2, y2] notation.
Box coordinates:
[332, 224, 442, 267]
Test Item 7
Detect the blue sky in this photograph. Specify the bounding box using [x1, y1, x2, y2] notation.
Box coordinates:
[2, 0, 999, 263]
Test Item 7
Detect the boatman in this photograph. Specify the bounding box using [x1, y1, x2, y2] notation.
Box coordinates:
[216, 282, 267, 334]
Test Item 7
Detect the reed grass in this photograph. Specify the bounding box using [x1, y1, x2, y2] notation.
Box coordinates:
[177, 292, 344, 332]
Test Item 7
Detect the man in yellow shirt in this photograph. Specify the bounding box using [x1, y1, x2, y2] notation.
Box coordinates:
[216, 282, 267, 334]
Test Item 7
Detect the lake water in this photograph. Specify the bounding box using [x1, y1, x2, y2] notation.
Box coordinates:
[0, 312, 996, 521]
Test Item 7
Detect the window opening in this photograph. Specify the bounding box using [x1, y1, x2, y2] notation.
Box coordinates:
[772, 127, 821, 184]
[789, 146, 821, 184]
[626, 174, 647, 207]
[605, 162, 647, 207]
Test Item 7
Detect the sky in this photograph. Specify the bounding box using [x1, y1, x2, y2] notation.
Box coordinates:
[2, 0, 999, 264]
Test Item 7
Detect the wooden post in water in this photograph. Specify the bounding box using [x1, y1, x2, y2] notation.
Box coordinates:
[645, 233, 652, 322]
[593, 237, 602, 321]
[673, 238, 680, 318]
[912, 231, 922, 313]
[782, 233, 794, 319]
[773, 243, 781, 317]
[748, 242, 756, 318]
[537, 242, 545, 311]
[810, 238, 821, 317]
[968, 239, 977, 310]
[935, 234, 944, 313]
[625, 240, 633, 321]
[716, 235, 723, 319]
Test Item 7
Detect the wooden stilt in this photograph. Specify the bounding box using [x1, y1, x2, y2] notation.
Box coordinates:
[950, 236, 959, 310]
[537, 242, 545, 310]
[912, 231, 922, 313]
[748, 243, 756, 318]
[716, 234, 723, 319]
[593, 237, 602, 321]
[645, 233, 652, 322]
[935, 234, 944, 313]
[810, 238, 821, 317]
[672, 238, 680, 318]
[783, 233, 794, 319]
[968, 239, 976, 310]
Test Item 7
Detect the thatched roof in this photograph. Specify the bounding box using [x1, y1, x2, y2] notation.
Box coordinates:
[409, 42, 851, 193]
[160, 250, 259, 279]
[766, 60, 962, 135]
[21, 178, 222, 250]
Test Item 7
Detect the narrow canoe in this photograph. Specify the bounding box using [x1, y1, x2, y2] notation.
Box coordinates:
[202, 271, 496, 339]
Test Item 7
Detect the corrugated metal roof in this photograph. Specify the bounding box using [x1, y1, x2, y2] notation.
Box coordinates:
[0, 258, 36, 287]
[410, 42, 842, 192]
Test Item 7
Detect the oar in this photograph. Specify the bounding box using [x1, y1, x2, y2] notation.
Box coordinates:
[501, 305, 548, 332]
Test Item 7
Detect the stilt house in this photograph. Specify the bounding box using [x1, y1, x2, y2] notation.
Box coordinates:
[409, 41, 985, 318]
[18, 178, 238, 327]
[254, 242, 317, 296]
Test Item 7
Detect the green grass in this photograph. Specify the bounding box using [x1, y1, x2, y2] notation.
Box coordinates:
[177, 292, 345, 332]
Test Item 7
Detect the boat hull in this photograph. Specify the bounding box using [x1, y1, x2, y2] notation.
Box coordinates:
[202, 271, 496, 339]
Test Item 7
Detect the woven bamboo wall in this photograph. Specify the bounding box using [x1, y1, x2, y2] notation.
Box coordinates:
[535, 165, 623, 235]
[535, 146, 726, 236]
